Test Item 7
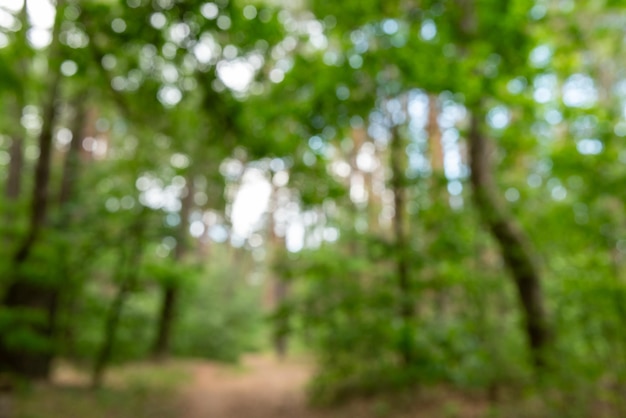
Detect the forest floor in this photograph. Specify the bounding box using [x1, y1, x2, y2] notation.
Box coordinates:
[13, 354, 501, 418]
[179, 354, 490, 418]
[181, 354, 314, 418]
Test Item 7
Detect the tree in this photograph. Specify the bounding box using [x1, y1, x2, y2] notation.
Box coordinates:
[0, 0, 66, 378]
[468, 107, 551, 367]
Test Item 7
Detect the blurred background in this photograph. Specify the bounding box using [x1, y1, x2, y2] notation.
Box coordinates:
[1, 0, 626, 417]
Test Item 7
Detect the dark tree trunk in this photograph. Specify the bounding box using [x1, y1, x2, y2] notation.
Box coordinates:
[467, 110, 551, 368]
[266, 183, 290, 359]
[4, 4, 28, 201]
[152, 286, 178, 360]
[12, 75, 60, 264]
[152, 179, 194, 359]
[5, 136, 23, 200]
[0, 67, 62, 380]
[390, 124, 414, 365]
[272, 280, 289, 358]
[55, 99, 88, 359]
[0, 1, 65, 379]
[92, 220, 145, 388]
[92, 278, 131, 389]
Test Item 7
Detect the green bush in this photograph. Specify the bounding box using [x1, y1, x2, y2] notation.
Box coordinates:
[172, 263, 265, 362]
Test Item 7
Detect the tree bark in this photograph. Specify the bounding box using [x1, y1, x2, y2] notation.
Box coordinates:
[4, 3, 29, 201]
[272, 280, 289, 358]
[54, 98, 88, 360]
[92, 219, 145, 388]
[426, 93, 450, 316]
[13, 71, 61, 264]
[92, 277, 131, 389]
[467, 110, 551, 368]
[427, 94, 444, 174]
[390, 124, 414, 365]
[152, 178, 194, 359]
[5, 136, 23, 200]
[0, 1, 65, 379]
[268, 183, 289, 358]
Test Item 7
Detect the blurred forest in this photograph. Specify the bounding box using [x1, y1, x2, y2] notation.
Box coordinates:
[2, 0, 626, 417]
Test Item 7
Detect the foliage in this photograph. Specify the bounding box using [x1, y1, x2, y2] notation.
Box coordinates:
[172, 262, 265, 362]
[279, 214, 530, 404]
[2, 0, 626, 415]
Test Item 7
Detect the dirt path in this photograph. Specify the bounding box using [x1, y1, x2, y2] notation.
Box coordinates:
[179, 355, 490, 418]
[181, 354, 321, 418]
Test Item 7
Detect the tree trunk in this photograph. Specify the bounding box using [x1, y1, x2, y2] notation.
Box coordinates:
[390, 124, 414, 365]
[426, 93, 449, 317]
[152, 178, 194, 359]
[2, 98, 59, 376]
[4, 3, 29, 201]
[0, 2, 64, 378]
[427, 94, 444, 175]
[55, 98, 88, 359]
[92, 219, 145, 388]
[467, 110, 551, 368]
[12, 83, 60, 263]
[267, 183, 289, 358]
[272, 280, 289, 358]
[267, 178, 290, 359]
[5, 136, 23, 200]
[92, 278, 132, 389]
[152, 286, 178, 360]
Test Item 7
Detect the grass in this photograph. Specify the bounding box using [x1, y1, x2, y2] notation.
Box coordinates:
[13, 361, 190, 418]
